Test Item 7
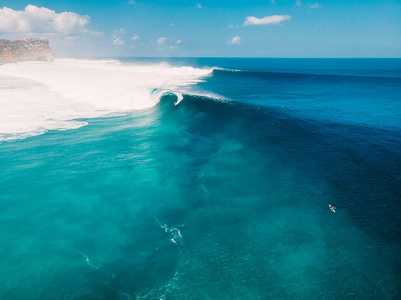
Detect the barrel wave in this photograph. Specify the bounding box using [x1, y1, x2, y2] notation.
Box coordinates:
[0, 58, 400, 299]
[0, 59, 213, 141]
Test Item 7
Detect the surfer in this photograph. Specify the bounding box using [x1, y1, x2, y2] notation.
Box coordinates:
[329, 205, 336, 213]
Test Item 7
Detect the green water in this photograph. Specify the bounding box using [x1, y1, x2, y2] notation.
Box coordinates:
[1, 95, 399, 299]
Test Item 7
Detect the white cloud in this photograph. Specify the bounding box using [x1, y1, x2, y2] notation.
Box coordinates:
[113, 38, 124, 45]
[112, 28, 127, 45]
[243, 15, 291, 26]
[227, 24, 234, 29]
[130, 45, 135, 49]
[113, 28, 126, 38]
[309, 3, 321, 8]
[196, 3, 202, 8]
[169, 45, 178, 50]
[157, 37, 167, 45]
[271, 0, 276, 4]
[127, 0, 136, 4]
[176, 39, 181, 44]
[131, 34, 140, 40]
[227, 36, 240, 45]
[295, 0, 302, 6]
[0, 5, 91, 35]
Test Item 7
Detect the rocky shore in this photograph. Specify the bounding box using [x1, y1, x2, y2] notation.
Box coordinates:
[0, 39, 55, 65]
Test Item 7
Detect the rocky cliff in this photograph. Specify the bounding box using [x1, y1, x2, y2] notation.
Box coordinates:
[0, 39, 55, 64]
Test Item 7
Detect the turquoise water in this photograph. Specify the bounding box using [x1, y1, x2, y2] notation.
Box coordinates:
[0, 59, 400, 299]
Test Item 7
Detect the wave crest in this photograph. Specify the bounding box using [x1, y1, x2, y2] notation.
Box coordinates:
[0, 59, 213, 141]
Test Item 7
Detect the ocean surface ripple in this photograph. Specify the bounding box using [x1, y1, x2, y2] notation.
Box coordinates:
[0, 58, 400, 299]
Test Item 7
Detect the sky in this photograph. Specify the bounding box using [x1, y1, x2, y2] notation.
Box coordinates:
[0, 0, 400, 58]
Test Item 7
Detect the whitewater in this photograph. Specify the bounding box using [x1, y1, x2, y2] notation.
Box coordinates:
[0, 58, 400, 299]
[0, 58, 213, 141]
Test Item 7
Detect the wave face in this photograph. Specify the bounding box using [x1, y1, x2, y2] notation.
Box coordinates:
[0, 58, 212, 141]
[203, 67, 401, 130]
[0, 58, 400, 299]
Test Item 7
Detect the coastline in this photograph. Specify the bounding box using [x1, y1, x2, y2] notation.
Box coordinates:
[0, 39, 55, 65]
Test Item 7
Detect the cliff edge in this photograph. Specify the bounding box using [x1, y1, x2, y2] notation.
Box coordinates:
[0, 39, 55, 65]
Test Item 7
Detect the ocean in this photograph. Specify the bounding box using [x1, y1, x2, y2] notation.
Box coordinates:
[0, 58, 400, 299]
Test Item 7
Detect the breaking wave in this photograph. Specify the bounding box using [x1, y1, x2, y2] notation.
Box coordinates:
[0, 58, 214, 141]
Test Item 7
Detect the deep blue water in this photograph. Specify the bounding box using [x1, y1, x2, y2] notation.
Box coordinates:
[0, 58, 400, 299]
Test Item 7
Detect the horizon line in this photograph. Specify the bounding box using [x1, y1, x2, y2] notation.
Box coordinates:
[57, 56, 401, 59]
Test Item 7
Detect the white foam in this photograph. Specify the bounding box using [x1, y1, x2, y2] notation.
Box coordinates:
[0, 58, 213, 141]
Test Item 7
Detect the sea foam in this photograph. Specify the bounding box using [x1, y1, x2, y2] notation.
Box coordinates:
[0, 58, 213, 141]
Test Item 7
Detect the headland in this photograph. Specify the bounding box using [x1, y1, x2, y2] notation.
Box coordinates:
[0, 39, 55, 65]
